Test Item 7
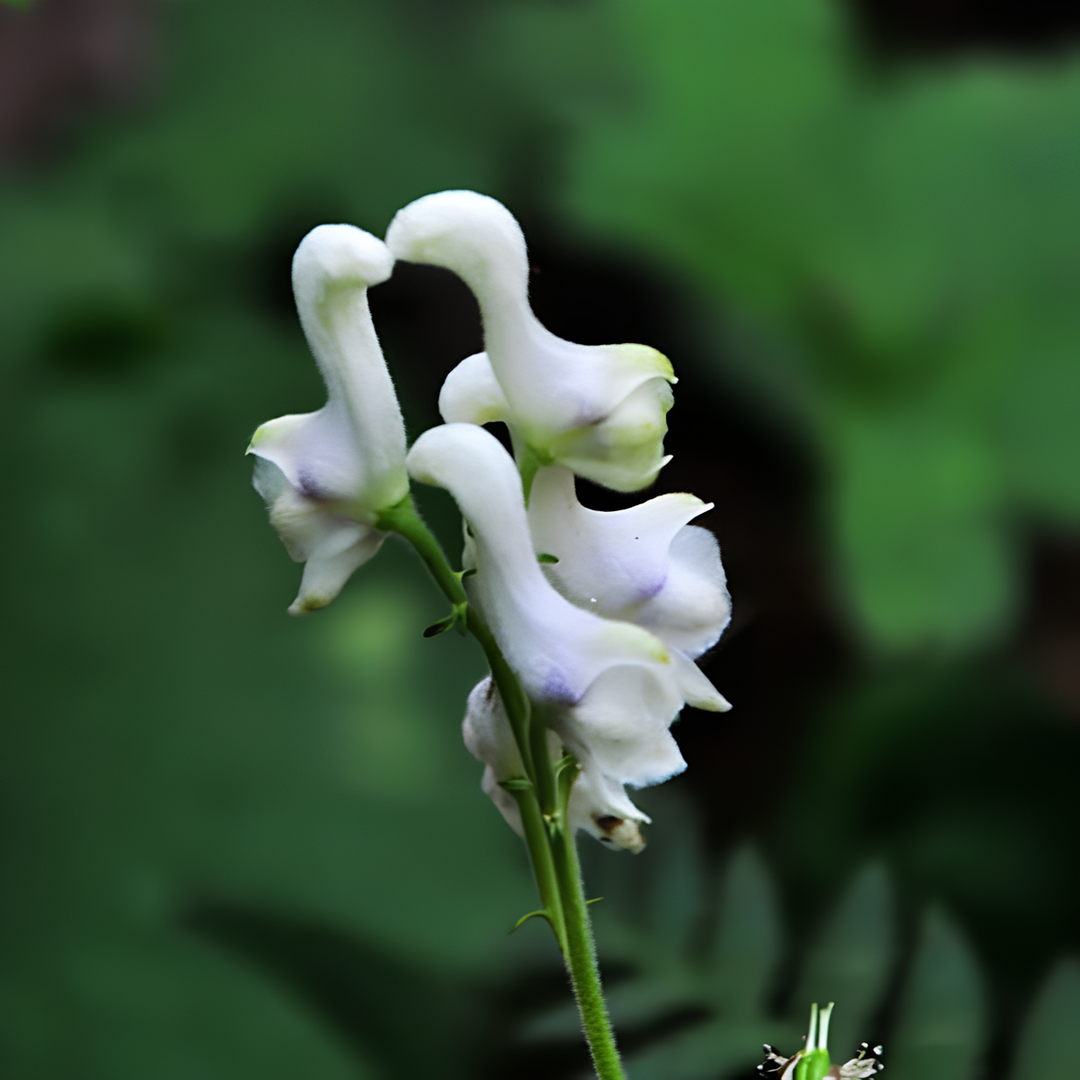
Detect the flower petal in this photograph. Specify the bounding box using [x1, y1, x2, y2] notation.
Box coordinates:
[545, 373, 675, 492]
[542, 663, 687, 789]
[388, 191, 675, 491]
[671, 648, 732, 712]
[464, 675, 652, 852]
[253, 458, 386, 615]
[438, 351, 509, 426]
[462, 676, 561, 837]
[529, 466, 732, 658]
[463, 676, 527, 836]
[406, 423, 672, 705]
[568, 766, 650, 853]
[248, 224, 407, 516]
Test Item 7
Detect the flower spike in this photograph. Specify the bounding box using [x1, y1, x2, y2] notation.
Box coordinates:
[248, 224, 408, 614]
[386, 190, 676, 492]
[407, 423, 728, 847]
[406, 424, 671, 705]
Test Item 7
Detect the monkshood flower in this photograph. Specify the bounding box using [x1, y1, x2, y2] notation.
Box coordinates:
[527, 465, 732, 662]
[462, 674, 660, 852]
[407, 423, 729, 849]
[247, 225, 407, 615]
[759, 1003, 884, 1080]
[385, 190, 677, 492]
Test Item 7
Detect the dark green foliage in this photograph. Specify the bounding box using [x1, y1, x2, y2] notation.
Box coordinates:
[3, 1, 1080, 1077]
[559, 0, 1080, 651]
[184, 903, 501, 1079]
[528, 815, 1078, 1080]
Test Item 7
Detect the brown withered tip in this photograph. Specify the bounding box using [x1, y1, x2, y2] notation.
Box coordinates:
[593, 814, 646, 853]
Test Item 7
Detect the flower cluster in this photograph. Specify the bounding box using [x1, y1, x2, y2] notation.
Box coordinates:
[250, 191, 731, 849]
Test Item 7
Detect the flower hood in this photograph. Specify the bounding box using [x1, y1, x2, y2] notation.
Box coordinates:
[528, 465, 732, 661]
[248, 224, 407, 614]
[386, 191, 676, 492]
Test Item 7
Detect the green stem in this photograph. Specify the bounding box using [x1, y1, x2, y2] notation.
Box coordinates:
[552, 793, 625, 1078]
[376, 495, 467, 606]
[377, 494, 564, 943]
[511, 787, 567, 952]
[464, 607, 533, 776]
[529, 708, 559, 817]
[377, 492, 623, 1077]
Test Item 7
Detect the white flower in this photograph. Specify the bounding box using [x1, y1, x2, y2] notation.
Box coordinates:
[838, 1049, 885, 1080]
[385, 190, 676, 492]
[407, 422, 728, 848]
[248, 225, 407, 615]
[759, 1004, 883, 1080]
[527, 465, 732, 661]
[461, 674, 559, 837]
[462, 674, 651, 852]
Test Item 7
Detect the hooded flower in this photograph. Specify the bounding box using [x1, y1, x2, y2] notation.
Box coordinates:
[527, 465, 732, 661]
[248, 224, 407, 615]
[385, 191, 676, 493]
[407, 422, 728, 849]
[462, 674, 656, 853]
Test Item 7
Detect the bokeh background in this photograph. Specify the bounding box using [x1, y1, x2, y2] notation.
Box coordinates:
[3, 1, 1080, 1078]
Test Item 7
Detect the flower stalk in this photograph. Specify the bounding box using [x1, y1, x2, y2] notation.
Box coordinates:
[376, 492, 624, 1078]
[252, 197, 734, 1080]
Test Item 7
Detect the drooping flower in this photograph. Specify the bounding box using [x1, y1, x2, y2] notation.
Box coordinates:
[462, 674, 654, 852]
[248, 224, 407, 615]
[385, 190, 676, 493]
[406, 422, 729, 848]
[527, 465, 732, 661]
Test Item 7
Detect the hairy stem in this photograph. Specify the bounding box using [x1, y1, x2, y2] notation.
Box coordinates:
[552, 780, 625, 1078]
[377, 495, 565, 943]
[378, 491, 623, 1078]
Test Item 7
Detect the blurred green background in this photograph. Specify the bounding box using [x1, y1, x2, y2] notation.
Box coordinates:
[3, 1, 1080, 1077]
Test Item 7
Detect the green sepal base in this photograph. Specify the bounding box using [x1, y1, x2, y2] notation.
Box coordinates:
[795, 1049, 831, 1080]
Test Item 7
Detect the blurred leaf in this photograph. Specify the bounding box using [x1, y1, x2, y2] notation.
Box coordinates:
[187, 902, 467, 1079]
[708, 845, 782, 1019]
[832, 410, 1010, 651]
[795, 864, 895, 1059]
[888, 908, 985, 1080]
[561, 0, 1080, 651]
[41, 292, 170, 377]
[646, 793, 706, 957]
[628, 1016, 794, 1080]
[1010, 958, 1080, 1080]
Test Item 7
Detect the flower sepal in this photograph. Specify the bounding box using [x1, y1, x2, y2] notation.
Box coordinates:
[248, 223, 407, 615]
[388, 190, 677, 492]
